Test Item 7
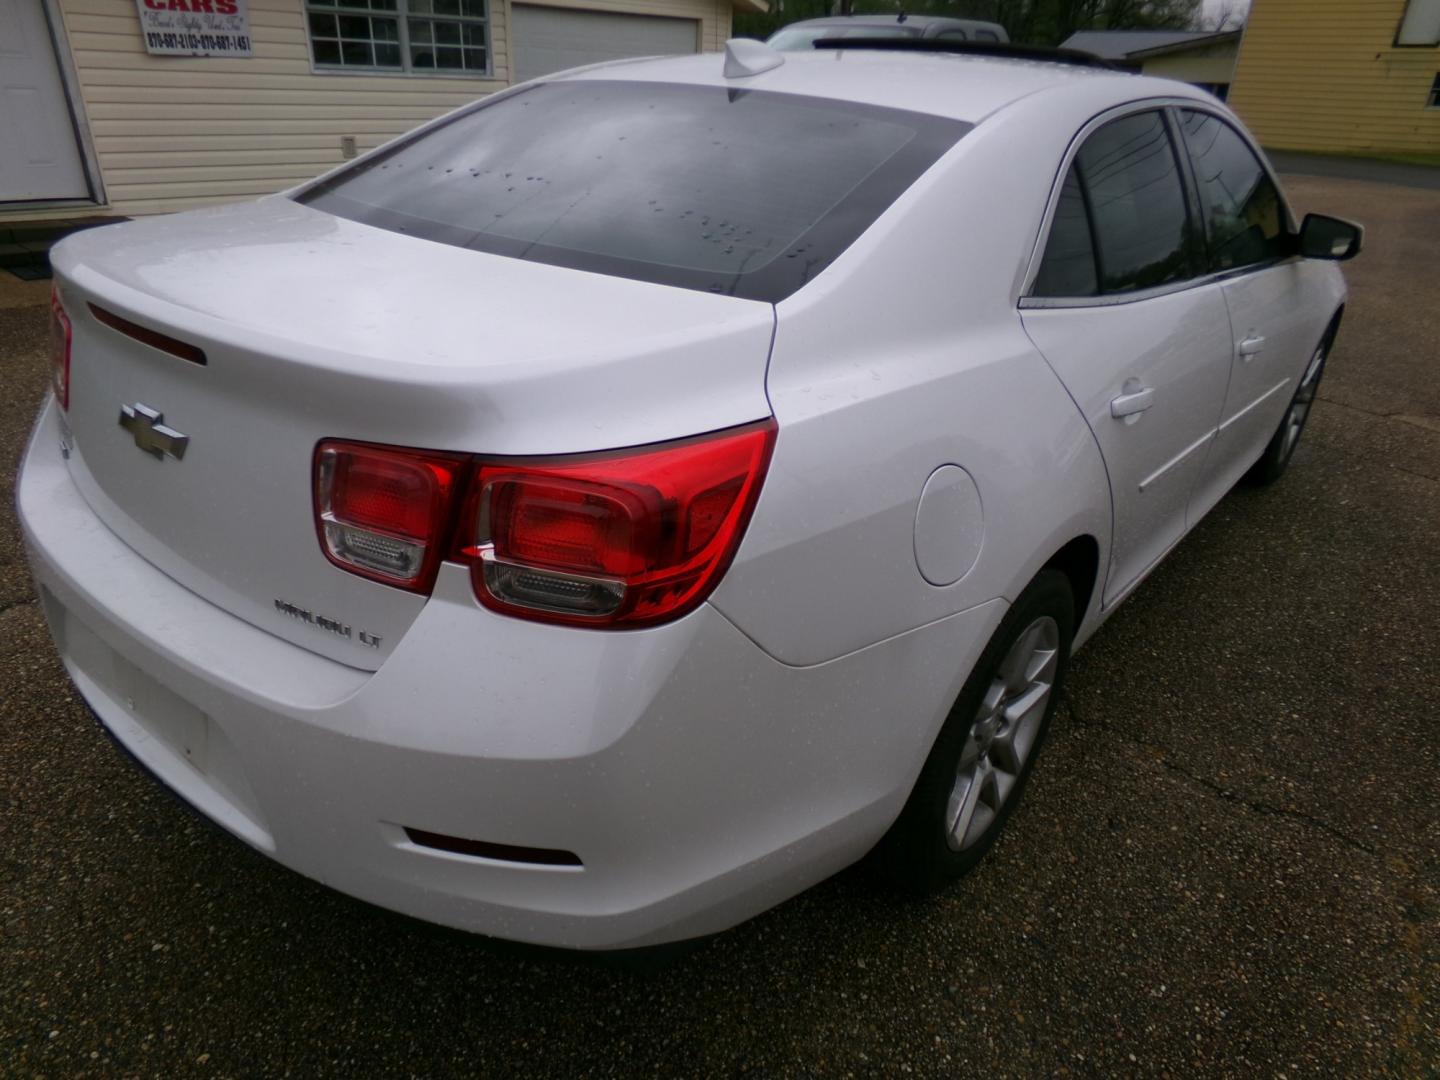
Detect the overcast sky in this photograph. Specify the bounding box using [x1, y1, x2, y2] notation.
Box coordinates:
[1202, 0, 1251, 26]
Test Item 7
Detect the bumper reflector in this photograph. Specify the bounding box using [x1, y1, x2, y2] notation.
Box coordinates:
[403, 827, 583, 867]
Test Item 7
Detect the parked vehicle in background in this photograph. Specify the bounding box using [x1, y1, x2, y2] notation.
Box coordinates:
[19, 39, 1359, 951]
[766, 14, 1009, 49]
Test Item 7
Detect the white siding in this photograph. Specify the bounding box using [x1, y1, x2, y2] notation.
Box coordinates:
[1138, 43, 1237, 87]
[40, 0, 736, 217]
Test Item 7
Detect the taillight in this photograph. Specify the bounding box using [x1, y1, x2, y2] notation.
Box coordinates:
[49, 287, 71, 410]
[465, 421, 776, 627]
[311, 421, 776, 627]
[314, 441, 466, 591]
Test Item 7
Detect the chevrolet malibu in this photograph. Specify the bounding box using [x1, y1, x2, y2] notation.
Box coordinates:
[18, 40, 1360, 950]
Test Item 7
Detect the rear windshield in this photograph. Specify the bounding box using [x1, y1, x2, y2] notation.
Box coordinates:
[296, 80, 969, 302]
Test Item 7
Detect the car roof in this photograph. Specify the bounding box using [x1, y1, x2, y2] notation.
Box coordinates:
[547, 48, 1206, 126]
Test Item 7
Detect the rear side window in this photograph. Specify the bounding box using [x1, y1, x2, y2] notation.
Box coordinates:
[1033, 110, 1197, 298]
[1178, 109, 1288, 271]
[1032, 166, 1097, 297]
[297, 81, 969, 302]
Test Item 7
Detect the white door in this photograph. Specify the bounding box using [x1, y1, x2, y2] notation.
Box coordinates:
[510, 4, 699, 83]
[0, 0, 88, 201]
[1174, 108, 1330, 516]
[1021, 110, 1234, 606]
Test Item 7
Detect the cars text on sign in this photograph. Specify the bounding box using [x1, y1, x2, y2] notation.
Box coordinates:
[135, 0, 253, 57]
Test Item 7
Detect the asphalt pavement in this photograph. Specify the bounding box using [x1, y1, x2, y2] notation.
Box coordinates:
[2, 172, 1437, 1078]
[1266, 151, 1440, 192]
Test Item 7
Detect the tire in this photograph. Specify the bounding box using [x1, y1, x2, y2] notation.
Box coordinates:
[1244, 327, 1333, 486]
[873, 569, 1075, 892]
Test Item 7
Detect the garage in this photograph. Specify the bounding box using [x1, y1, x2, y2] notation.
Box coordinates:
[511, 4, 702, 83]
[0, 0, 756, 224]
[0, 0, 92, 202]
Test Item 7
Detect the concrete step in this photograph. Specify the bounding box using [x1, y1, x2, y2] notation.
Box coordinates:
[0, 217, 125, 280]
[0, 215, 119, 247]
[0, 243, 45, 269]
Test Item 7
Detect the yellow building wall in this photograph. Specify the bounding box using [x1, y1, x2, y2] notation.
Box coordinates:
[1228, 0, 1440, 156]
[1139, 43, 1237, 86]
[36, 0, 734, 219]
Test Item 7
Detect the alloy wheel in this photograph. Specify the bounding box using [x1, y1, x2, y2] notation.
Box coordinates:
[945, 615, 1059, 852]
[1280, 346, 1326, 463]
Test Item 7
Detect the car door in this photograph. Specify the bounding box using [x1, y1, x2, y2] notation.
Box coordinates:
[1020, 108, 1234, 608]
[1175, 107, 1329, 517]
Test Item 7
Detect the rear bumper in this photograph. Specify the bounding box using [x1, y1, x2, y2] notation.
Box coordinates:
[18, 397, 1006, 949]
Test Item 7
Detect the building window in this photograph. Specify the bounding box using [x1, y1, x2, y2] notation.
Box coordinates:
[1430, 73, 1440, 108]
[306, 0, 490, 74]
[1396, 0, 1440, 45]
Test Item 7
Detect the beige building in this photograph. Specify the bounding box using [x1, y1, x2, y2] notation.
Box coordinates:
[1227, 0, 1440, 157]
[0, 0, 763, 225]
[1061, 29, 1240, 99]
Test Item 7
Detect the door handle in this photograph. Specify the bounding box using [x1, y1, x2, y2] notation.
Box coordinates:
[1110, 385, 1155, 419]
[1238, 335, 1266, 360]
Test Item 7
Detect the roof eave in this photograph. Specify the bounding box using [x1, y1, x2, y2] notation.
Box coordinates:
[1125, 30, 1241, 60]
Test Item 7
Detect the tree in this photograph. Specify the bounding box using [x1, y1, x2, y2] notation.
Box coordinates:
[1198, 0, 1247, 31]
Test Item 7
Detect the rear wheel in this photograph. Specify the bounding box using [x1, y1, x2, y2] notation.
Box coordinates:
[874, 569, 1074, 891]
[1245, 333, 1330, 486]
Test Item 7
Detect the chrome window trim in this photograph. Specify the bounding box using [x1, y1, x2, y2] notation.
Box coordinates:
[1019, 256, 1301, 309]
[1019, 95, 1300, 309]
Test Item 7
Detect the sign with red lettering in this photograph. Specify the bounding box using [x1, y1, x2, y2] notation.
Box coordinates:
[135, 0, 252, 56]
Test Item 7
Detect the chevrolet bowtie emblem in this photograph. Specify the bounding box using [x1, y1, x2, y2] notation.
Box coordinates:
[118, 403, 189, 461]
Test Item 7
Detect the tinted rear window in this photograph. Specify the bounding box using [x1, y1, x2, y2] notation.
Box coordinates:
[1033, 165, 1097, 298]
[296, 80, 969, 302]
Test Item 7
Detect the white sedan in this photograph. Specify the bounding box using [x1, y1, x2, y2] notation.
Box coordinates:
[18, 40, 1359, 950]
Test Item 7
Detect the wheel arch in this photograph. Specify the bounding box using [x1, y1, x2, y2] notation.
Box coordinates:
[1043, 534, 1100, 632]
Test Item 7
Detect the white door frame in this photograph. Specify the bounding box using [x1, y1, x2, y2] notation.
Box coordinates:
[1, 0, 106, 211]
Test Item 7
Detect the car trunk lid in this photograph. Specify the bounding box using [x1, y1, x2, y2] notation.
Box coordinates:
[52, 198, 775, 670]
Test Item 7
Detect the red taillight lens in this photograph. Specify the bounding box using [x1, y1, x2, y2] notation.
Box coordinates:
[49, 287, 71, 410]
[465, 421, 776, 627]
[311, 421, 776, 625]
[488, 479, 649, 576]
[314, 441, 466, 591]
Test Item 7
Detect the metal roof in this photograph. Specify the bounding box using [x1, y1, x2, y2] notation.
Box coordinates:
[1059, 30, 1234, 60]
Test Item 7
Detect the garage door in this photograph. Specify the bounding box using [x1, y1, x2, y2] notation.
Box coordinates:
[0, 0, 89, 201]
[510, 4, 699, 83]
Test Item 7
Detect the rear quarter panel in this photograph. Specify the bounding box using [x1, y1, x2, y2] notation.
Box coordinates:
[711, 95, 1118, 668]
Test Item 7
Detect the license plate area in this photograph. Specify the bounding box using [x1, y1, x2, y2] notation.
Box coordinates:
[55, 594, 212, 772]
[43, 588, 272, 849]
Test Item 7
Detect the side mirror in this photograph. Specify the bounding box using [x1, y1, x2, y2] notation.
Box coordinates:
[1298, 213, 1363, 261]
